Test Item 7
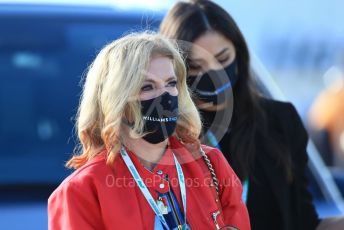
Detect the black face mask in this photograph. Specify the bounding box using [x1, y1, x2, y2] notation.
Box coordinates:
[187, 59, 238, 105]
[140, 92, 178, 144]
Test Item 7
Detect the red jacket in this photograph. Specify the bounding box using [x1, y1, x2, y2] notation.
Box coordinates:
[48, 137, 250, 229]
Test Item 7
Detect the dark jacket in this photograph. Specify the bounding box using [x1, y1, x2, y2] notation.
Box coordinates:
[218, 98, 320, 230]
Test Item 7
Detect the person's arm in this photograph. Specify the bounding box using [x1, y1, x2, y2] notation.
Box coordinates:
[206, 147, 251, 230]
[48, 178, 103, 230]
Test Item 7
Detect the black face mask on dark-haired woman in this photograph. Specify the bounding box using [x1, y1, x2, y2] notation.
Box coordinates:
[187, 59, 238, 105]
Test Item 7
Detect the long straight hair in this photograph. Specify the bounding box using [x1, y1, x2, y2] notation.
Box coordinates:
[160, 0, 291, 181]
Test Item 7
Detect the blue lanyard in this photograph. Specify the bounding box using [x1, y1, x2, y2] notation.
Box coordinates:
[120, 147, 187, 229]
[242, 179, 249, 204]
[206, 130, 221, 149]
[206, 131, 249, 204]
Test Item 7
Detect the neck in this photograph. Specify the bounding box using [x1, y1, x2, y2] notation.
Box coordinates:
[122, 126, 168, 170]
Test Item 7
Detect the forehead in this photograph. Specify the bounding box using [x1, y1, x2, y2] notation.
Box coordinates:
[190, 31, 235, 59]
[145, 55, 176, 80]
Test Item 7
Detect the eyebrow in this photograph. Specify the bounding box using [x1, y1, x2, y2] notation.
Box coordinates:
[214, 48, 229, 58]
[143, 76, 177, 83]
[191, 48, 229, 62]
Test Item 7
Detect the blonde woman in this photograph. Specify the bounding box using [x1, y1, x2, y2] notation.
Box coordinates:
[48, 32, 250, 230]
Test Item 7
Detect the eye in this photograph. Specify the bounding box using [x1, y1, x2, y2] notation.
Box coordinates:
[188, 62, 201, 71]
[218, 56, 229, 64]
[167, 80, 177, 87]
[141, 84, 153, 92]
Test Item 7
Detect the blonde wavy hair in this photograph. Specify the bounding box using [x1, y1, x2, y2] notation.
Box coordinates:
[66, 31, 202, 169]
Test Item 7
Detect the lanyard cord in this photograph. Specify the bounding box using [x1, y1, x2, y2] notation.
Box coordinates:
[120, 147, 187, 229]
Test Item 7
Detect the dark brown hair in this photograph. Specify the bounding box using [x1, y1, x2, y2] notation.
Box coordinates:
[160, 0, 291, 181]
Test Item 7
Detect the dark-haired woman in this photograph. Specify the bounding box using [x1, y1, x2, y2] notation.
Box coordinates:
[160, 0, 344, 229]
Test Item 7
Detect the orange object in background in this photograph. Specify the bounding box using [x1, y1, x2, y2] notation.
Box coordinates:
[309, 74, 344, 165]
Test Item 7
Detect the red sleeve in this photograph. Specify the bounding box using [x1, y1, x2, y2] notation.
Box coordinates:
[206, 146, 251, 230]
[48, 178, 103, 230]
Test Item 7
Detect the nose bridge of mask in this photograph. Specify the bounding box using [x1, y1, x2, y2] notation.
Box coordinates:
[186, 60, 237, 105]
[206, 68, 229, 88]
[153, 83, 170, 97]
[141, 92, 177, 118]
[193, 69, 229, 95]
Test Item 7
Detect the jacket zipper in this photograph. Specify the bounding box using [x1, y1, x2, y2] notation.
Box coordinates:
[165, 175, 183, 229]
[167, 189, 183, 229]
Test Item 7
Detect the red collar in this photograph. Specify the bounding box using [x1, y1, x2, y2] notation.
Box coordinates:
[123, 145, 174, 194]
[169, 136, 198, 165]
[121, 136, 197, 194]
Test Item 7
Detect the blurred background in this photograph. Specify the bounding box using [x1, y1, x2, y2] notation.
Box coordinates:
[0, 0, 344, 229]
